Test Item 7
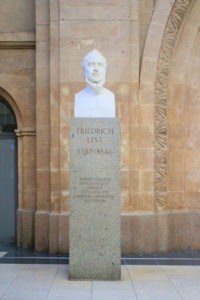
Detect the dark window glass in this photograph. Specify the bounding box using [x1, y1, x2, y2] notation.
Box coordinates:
[0, 96, 17, 132]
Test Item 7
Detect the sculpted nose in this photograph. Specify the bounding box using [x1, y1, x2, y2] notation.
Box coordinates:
[94, 63, 99, 71]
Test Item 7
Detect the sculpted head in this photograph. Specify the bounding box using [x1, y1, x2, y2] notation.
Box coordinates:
[82, 49, 107, 88]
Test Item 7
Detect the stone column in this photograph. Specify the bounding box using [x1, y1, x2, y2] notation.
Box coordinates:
[69, 118, 121, 280]
[16, 128, 36, 248]
[35, 0, 50, 252]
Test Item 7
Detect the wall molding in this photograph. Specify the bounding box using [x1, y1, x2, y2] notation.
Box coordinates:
[0, 41, 35, 49]
[15, 128, 36, 137]
[155, 0, 192, 209]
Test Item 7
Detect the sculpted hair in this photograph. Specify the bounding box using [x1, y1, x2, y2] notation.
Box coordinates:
[81, 49, 107, 75]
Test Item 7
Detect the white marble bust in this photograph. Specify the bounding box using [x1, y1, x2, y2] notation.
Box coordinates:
[74, 49, 115, 117]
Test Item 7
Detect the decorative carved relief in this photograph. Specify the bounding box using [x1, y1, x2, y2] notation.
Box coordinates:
[155, 0, 192, 209]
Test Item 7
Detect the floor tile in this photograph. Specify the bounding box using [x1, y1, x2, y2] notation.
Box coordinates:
[8, 264, 59, 289]
[1, 263, 200, 299]
[0, 264, 24, 279]
[54, 265, 69, 281]
[132, 280, 182, 300]
[171, 279, 200, 300]
[128, 265, 168, 281]
[0, 264, 25, 297]
[92, 290, 138, 300]
[92, 266, 132, 291]
[0, 283, 12, 298]
[51, 280, 92, 290]
[1, 287, 49, 300]
[47, 266, 92, 300]
[0, 264, 58, 300]
[52, 266, 92, 289]
[47, 289, 92, 300]
[161, 265, 200, 280]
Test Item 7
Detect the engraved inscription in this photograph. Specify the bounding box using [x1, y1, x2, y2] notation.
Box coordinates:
[77, 127, 114, 135]
[73, 177, 113, 203]
[75, 126, 114, 156]
[77, 148, 113, 155]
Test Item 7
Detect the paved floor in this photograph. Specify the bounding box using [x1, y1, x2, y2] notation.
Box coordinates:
[0, 244, 200, 299]
[0, 264, 200, 300]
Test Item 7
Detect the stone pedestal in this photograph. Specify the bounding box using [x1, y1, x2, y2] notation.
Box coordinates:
[69, 118, 121, 280]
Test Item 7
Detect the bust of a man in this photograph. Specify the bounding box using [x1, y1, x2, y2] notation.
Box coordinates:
[74, 49, 115, 118]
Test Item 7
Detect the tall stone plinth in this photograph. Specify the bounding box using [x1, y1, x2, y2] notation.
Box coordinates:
[69, 118, 121, 280]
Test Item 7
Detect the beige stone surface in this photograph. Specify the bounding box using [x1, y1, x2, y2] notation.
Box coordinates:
[0, 0, 35, 32]
[168, 0, 200, 216]
[58, 213, 69, 254]
[138, 0, 155, 64]
[35, 212, 49, 252]
[1, 0, 200, 254]
[49, 213, 59, 254]
[0, 32, 35, 42]
[35, 0, 50, 254]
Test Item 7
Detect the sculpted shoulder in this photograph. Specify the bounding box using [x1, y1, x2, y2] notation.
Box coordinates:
[101, 87, 114, 97]
[75, 87, 114, 98]
[75, 89, 86, 97]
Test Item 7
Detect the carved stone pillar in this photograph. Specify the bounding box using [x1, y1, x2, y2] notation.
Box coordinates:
[15, 128, 36, 248]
